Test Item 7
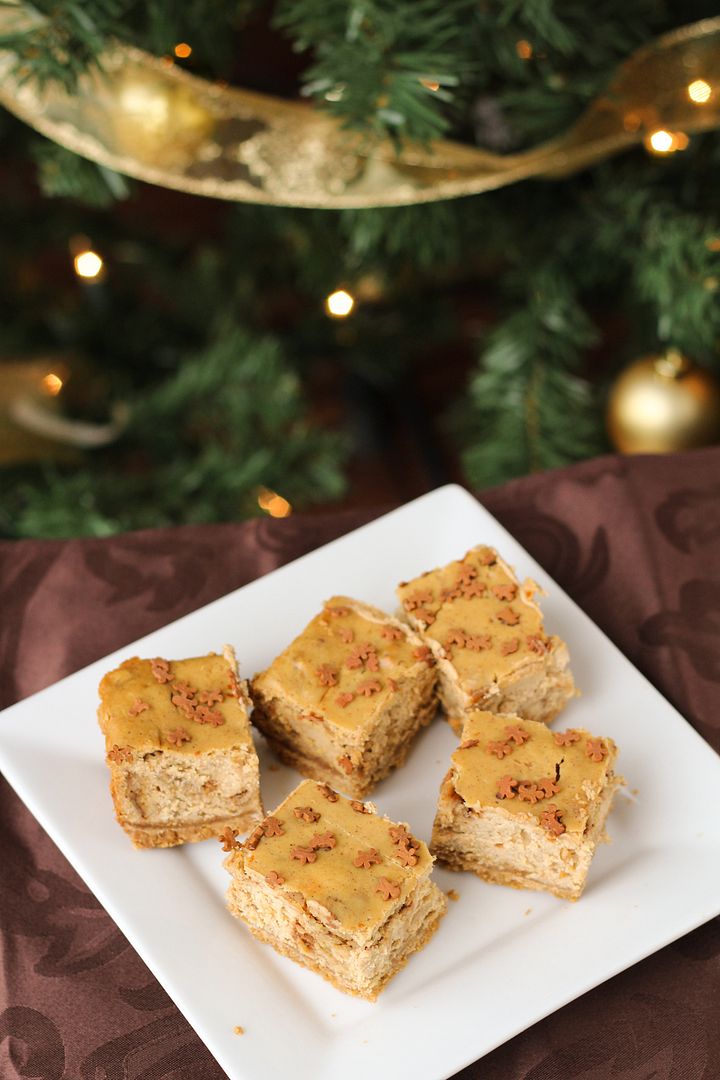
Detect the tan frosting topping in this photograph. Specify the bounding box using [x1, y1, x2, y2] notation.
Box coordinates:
[99, 652, 253, 755]
[253, 596, 431, 731]
[396, 546, 550, 688]
[451, 711, 617, 834]
[240, 779, 432, 933]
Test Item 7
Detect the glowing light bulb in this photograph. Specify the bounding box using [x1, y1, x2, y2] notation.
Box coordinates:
[420, 78, 440, 92]
[647, 129, 674, 153]
[174, 42, 192, 59]
[644, 129, 690, 156]
[257, 488, 292, 518]
[688, 79, 712, 104]
[267, 495, 292, 518]
[515, 40, 533, 60]
[42, 372, 63, 395]
[74, 250, 104, 279]
[325, 289, 355, 318]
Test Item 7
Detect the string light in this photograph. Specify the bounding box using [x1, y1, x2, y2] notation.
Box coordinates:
[647, 129, 673, 153]
[644, 129, 689, 155]
[174, 43, 192, 59]
[41, 372, 63, 395]
[420, 78, 440, 92]
[688, 79, 712, 104]
[325, 289, 355, 318]
[257, 488, 292, 518]
[515, 40, 533, 60]
[73, 250, 104, 279]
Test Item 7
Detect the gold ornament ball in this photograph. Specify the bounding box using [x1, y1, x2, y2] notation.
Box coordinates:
[107, 64, 214, 170]
[607, 350, 720, 453]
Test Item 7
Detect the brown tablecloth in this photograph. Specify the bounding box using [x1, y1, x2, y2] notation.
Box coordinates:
[2, 448, 719, 1079]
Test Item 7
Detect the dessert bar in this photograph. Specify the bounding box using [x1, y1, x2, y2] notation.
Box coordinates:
[431, 710, 621, 899]
[98, 646, 262, 848]
[251, 596, 437, 797]
[397, 545, 575, 731]
[224, 778, 447, 999]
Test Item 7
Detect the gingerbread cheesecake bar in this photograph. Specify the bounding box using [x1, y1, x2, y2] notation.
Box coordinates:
[223, 779, 447, 999]
[250, 596, 437, 798]
[98, 646, 262, 848]
[431, 711, 621, 900]
[397, 545, 575, 732]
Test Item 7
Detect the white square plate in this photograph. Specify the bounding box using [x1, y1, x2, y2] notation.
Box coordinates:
[1, 485, 719, 1080]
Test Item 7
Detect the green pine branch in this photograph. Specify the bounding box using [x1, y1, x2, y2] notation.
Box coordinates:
[454, 275, 607, 487]
[32, 141, 130, 205]
[1, 321, 347, 538]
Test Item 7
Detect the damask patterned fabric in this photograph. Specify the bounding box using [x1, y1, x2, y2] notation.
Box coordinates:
[1, 447, 719, 1080]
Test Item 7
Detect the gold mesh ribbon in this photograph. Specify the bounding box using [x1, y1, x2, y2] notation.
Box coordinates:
[0, 10, 719, 208]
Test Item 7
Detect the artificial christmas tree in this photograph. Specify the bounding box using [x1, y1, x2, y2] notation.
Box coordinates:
[1, 2, 719, 536]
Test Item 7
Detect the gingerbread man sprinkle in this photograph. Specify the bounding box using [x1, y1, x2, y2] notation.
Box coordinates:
[171, 693, 196, 717]
[194, 705, 224, 726]
[291, 846, 317, 865]
[586, 738, 607, 762]
[353, 848, 381, 869]
[262, 817, 285, 837]
[265, 871, 285, 887]
[465, 633, 491, 651]
[496, 775, 518, 800]
[165, 727, 191, 746]
[309, 832, 336, 850]
[108, 745, 133, 764]
[198, 688, 224, 706]
[317, 665, 338, 687]
[404, 589, 434, 611]
[491, 584, 517, 601]
[504, 724, 529, 746]
[461, 579, 486, 600]
[536, 777, 561, 799]
[516, 781, 542, 804]
[388, 825, 418, 848]
[218, 827, 241, 852]
[128, 698, 149, 717]
[540, 805, 566, 837]
[553, 730, 581, 746]
[376, 877, 401, 901]
[293, 806, 320, 823]
[395, 845, 418, 867]
[150, 658, 172, 684]
[357, 678, 382, 697]
[500, 638, 520, 656]
[245, 826, 264, 850]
